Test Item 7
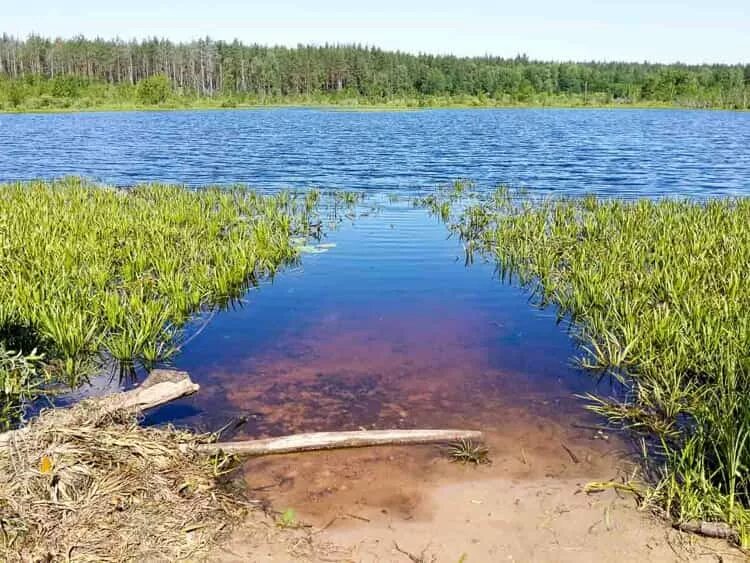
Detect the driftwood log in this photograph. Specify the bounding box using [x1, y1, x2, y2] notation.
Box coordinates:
[97, 369, 200, 413]
[191, 429, 485, 456]
[675, 520, 740, 542]
[2, 369, 483, 456]
[0, 369, 199, 448]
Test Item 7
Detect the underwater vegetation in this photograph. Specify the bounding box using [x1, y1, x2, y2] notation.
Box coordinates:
[0, 178, 326, 428]
[418, 186, 750, 546]
[448, 439, 491, 465]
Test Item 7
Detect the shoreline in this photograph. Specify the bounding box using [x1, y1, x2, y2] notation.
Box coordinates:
[217, 420, 743, 562]
[1, 100, 745, 116]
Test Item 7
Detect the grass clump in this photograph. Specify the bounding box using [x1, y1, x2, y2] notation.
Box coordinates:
[0, 178, 319, 426]
[0, 401, 244, 561]
[448, 439, 491, 465]
[423, 188, 750, 545]
[414, 179, 477, 223]
[333, 190, 365, 206]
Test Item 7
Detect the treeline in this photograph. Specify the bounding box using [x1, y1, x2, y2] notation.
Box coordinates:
[1, 34, 749, 110]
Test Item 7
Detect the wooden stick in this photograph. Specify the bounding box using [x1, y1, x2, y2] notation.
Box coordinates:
[675, 520, 739, 542]
[94, 369, 199, 414]
[0, 369, 199, 448]
[561, 442, 580, 464]
[192, 429, 484, 456]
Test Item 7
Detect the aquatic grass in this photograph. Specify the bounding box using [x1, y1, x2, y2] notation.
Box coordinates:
[0, 347, 45, 430]
[414, 179, 479, 223]
[448, 439, 491, 465]
[420, 188, 750, 545]
[0, 178, 321, 425]
[334, 191, 365, 206]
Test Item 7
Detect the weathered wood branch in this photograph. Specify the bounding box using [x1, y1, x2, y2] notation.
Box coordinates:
[94, 369, 200, 414]
[0, 369, 199, 448]
[191, 429, 484, 456]
[675, 520, 740, 542]
[2, 370, 483, 460]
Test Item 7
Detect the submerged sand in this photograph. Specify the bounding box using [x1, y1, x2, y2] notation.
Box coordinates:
[213, 425, 744, 562]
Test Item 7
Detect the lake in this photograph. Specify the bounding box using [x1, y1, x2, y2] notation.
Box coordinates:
[1, 108, 749, 197]
[5, 108, 749, 442]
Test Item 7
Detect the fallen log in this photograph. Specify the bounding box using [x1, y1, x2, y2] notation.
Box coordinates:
[2, 370, 482, 459]
[675, 520, 740, 542]
[0, 369, 199, 448]
[191, 428, 484, 456]
[95, 369, 200, 413]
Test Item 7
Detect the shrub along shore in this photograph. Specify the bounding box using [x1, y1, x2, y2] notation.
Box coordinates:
[417, 183, 750, 547]
[2, 90, 733, 114]
[0, 178, 322, 429]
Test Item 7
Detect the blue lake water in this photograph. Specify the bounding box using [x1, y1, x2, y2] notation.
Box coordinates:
[7, 108, 749, 439]
[1, 108, 749, 197]
[147, 199, 599, 436]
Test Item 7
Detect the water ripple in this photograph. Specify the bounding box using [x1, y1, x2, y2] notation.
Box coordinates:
[1, 108, 749, 197]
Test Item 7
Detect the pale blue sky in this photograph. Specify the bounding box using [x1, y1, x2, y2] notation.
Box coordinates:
[5, 0, 749, 64]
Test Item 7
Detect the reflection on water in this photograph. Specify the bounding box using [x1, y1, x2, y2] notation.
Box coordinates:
[146, 199, 615, 440]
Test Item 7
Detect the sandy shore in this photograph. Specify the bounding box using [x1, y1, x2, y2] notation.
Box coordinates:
[212, 423, 745, 562]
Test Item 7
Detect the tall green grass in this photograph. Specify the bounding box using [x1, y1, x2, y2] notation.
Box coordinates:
[0, 347, 44, 430]
[0, 178, 319, 427]
[420, 185, 750, 545]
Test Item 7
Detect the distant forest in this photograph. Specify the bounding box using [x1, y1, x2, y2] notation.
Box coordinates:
[1, 35, 748, 110]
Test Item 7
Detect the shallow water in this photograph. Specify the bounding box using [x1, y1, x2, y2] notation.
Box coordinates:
[144, 199, 613, 438]
[1, 108, 749, 197]
[7, 107, 748, 441]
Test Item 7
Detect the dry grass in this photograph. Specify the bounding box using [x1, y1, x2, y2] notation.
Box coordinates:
[0, 403, 246, 562]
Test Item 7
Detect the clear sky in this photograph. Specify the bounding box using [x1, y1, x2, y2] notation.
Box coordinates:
[4, 0, 749, 64]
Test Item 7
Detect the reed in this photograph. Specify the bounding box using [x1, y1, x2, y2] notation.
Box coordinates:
[0, 178, 320, 426]
[420, 187, 750, 545]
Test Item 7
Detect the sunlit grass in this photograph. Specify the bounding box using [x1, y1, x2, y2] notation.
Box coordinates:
[419, 187, 750, 545]
[0, 178, 321, 426]
[0, 347, 45, 430]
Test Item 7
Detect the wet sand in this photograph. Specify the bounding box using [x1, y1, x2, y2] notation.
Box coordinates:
[214, 434, 741, 562]
[199, 311, 743, 561]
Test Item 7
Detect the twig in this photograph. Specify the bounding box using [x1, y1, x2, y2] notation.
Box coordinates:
[177, 308, 218, 349]
[675, 520, 740, 543]
[561, 442, 580, 464]
[393, 541, 435, 563]
[571, 422, 612, 432]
